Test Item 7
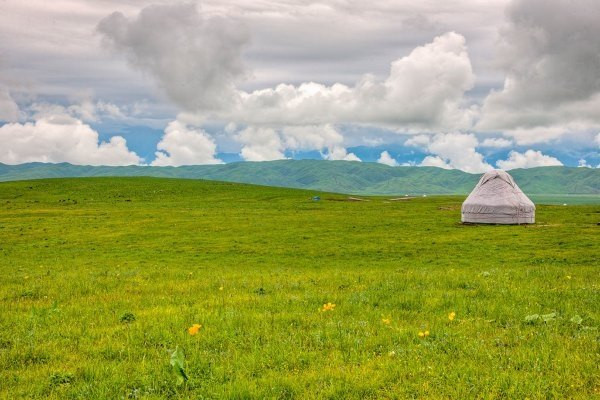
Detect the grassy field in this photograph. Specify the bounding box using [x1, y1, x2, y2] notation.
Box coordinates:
[0, 177, 598, 399]
[528, 194, 600, 205]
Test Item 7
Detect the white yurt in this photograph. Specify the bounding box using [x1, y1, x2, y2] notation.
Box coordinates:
[461, 170, 535, 224]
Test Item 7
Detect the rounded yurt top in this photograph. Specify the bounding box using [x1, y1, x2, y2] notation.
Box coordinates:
[461, 169, 535, 224]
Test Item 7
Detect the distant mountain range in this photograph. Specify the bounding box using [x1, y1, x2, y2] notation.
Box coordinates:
[0, 160, 599, 195]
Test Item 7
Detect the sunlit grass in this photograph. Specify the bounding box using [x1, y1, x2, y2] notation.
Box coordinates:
[0, 177, 598, 399]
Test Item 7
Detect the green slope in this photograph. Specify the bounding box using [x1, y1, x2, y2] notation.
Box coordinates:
[0, 160, 598, 196]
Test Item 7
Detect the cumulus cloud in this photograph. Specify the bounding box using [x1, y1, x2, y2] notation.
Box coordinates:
[478, 0, 600, 139]
[281, 125, 359, 161]
[577, 159, 591, 168]
[97, 2, 250, 111]
[152, 120, 222, 166]
[323, 146, 361, 162]
[0, 114, 140, 165]
[0, 87, 19, 122]
[235, 124, 360, 162]
[426, 133, 492, 173]
[220, 32, 475, 129]
[237, 126, 286, 162]
[377, 151, 399, 166]
[420, 155, 452, 170]
[479, 137, 513, 148]
[496, 150, 563, 170]
[406, 132, 492, 173]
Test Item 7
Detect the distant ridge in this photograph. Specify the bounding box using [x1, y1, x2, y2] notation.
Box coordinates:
[0, 160, 598, 195]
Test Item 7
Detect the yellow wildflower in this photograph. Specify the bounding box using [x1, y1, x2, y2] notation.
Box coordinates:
[566, 275, 572, 280]
[219, 286, 224, 291]
[322, 302, 336, 312]
[418, 331, 425, 338]
[382, 318, 391, 325]
[188, 323, 202, 336]
[424, 330, 429, 337]
[448, 311, 456, 321]
[388, 350, 396, 357]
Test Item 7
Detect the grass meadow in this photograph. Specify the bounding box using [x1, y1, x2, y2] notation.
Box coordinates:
[0, 177, 598, 399]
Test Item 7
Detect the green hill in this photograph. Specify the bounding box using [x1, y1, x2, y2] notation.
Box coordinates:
[0, 160, 598, 196]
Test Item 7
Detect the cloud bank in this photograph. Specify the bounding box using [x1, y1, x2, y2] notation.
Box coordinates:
[496, 150, 563, 170]
[0, 114, 140, 165]
[2, 0, 599, 170]
[478, 0, 600, 143]
[0, 87, 19, 122]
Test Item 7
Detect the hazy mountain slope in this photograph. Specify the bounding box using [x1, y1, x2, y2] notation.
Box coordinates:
[0, 160, 598, 195]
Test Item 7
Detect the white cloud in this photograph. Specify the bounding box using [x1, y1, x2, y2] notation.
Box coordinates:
[0, 114, 140, 165]
[219, 32, 476, 129]
[420, 155, 452, 169]
[236, 124, 360, 162]
[577, 159, 591, 168]
[237, 127, 286, 161]
[97, 3, 250, 111]
[151, 120, 222, 166]
[282, 125, 343, 152]
[501, 126, 572, 146]
[95, 101, 126, 119]
[0, 87, 19, 122]
[496, 150, 563, 170]
[479, 137, 513, 148]
[404, 134, 431, 148]
[408, 133, 492, 173]
[281, 124, 359, 161]
[377, 151, 398, 166]
[323, 146, 361, 162]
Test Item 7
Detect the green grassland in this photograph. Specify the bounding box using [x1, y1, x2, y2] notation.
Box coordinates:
[0, 177, 598, 399]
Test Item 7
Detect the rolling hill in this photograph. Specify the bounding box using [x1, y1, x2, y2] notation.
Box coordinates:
[0, 160, 598, 196]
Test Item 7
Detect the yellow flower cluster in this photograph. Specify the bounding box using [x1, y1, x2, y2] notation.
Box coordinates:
[321, 302, 336, 312]
[448, 311, 456, 321]
[188, 324, 202, 336]
[382, 318, 391, 325]
[418, 330, 430, 338]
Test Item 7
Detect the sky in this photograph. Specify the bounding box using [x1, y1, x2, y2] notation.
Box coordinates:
[0, 0, 599, 171]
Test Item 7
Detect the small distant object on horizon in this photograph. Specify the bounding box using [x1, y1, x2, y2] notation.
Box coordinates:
[462, 170, 535, 225]
[312, 196, 321, 201]
[422, 194, 427, 197]
[563, 203, 567, 206]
